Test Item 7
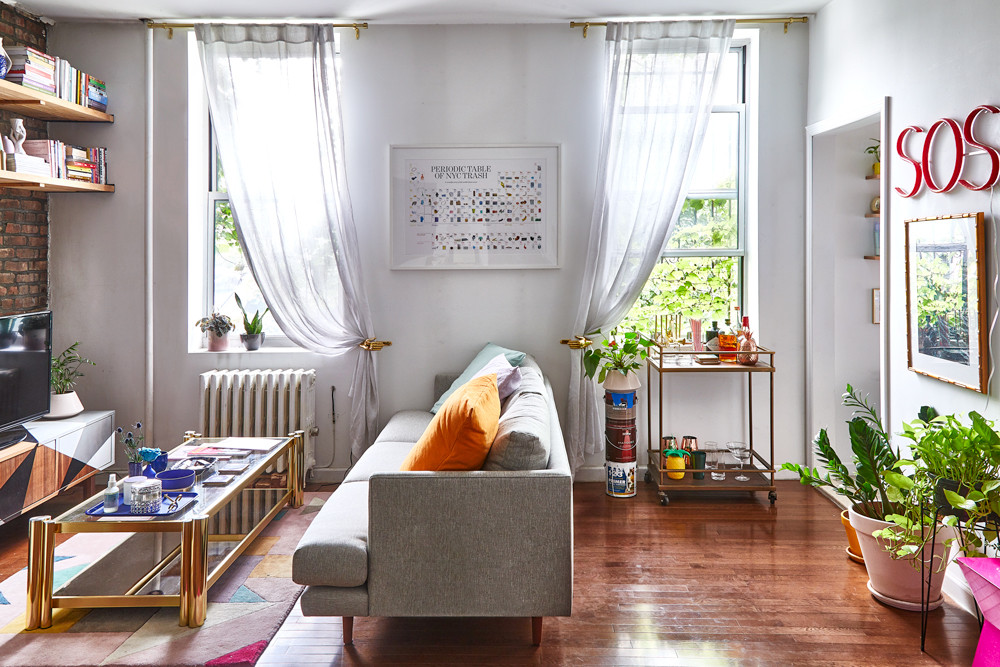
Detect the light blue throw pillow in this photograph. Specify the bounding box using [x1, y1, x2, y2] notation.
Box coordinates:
[430, 343, 526, 414]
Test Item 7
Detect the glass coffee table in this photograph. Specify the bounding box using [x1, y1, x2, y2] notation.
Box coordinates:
[25, 432, 305, 629]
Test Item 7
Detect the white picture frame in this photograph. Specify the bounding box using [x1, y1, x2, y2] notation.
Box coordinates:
[390, 144, 559, 270]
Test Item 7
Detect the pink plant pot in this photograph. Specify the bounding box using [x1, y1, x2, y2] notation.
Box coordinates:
[207, 332, 229, 352]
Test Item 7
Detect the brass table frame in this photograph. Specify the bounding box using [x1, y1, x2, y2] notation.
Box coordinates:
[25, 431, 305, 629]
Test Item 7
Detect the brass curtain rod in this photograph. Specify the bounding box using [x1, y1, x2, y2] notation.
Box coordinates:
[570, 16, 808, 37]
[145, 20, 368, 39]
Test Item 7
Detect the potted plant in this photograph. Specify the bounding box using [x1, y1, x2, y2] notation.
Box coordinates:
[865, 138, 881, 177]
[235, 293, 269, 351]
[876, 410, 1000, 571]
[118, 421, 145, 477]
[47, 342, 94, 419]
[195, 310, 234, 352]
[782, 385, 951, 609]
[583, 328, 654, 498]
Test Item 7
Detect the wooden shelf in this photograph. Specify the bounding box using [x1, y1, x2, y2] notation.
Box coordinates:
[864, 255, 880, 261]
[0, 78, 113, 123]
[0, 170, 113, 192]
[865, 212, 880, 218]
[866, 173, 880, 180]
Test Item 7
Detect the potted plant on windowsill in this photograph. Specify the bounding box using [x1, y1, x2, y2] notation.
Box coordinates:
[196, 311, 234, 352]
[235, 293, 269, 351]
[47, 342, 94, 419]
[782, 385, 952, 610]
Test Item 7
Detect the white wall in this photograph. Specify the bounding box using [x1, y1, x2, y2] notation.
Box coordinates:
[46, 20, 809, 481]
[808, 0, 1000, 614]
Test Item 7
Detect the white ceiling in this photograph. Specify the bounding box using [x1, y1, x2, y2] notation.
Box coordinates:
[7, 0, 828, 24]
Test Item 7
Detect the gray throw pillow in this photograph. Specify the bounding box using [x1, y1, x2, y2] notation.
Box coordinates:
[483, 368, 550, 471]
[431, 343, 526, 414]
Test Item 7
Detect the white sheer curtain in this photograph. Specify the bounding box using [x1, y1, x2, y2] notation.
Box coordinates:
[196, 24, 378, 459]
[567, 20, 734, 473]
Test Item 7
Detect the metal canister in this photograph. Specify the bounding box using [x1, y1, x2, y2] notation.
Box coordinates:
[660, 436, 677, 470]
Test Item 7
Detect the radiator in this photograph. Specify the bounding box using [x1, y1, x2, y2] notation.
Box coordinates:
[197, 369, 317, 535]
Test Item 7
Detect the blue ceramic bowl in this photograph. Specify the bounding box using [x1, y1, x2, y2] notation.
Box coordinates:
[156, 469, 196, 491]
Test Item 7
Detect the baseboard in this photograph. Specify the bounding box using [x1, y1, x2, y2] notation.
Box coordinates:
[307, 467, 347, 484]
[575, 464, 607, 483]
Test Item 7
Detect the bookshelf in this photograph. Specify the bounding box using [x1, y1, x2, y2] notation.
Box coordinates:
[0, 79, 113, 122]
[0, 78, 113, 193]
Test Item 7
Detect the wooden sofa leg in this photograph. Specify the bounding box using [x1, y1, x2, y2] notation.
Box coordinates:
[531, 616, 542, 645]
[343, 616, 353, 645]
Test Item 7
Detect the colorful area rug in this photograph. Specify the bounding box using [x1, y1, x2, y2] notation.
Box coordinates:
[0, 492, 328, 666]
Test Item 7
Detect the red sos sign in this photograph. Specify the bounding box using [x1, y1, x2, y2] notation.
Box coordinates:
[895, 104, 1000, 197]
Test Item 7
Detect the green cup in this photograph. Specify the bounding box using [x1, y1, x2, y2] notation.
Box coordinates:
[691, 450, 706, 480]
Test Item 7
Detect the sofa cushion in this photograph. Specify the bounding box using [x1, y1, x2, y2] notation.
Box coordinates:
[483, 367, 551, 471]
[374, 410, 434, 444]
[471, 353, 522, 401]
[343, 441, 415, 484]
[431, 343, 526, 413]
[402, 374, 500, 471]
[293, 481, 370, 587]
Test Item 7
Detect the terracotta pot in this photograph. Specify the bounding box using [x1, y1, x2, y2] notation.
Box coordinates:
[849, 504, 952, 610]
[840, 509, 864, 564]
[207, 332, 229, 352]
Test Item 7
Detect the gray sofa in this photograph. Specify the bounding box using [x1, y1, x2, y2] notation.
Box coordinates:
[292, 355, 573, 645]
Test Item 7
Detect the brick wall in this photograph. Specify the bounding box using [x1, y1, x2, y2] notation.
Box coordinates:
[0, 4, 47, 314]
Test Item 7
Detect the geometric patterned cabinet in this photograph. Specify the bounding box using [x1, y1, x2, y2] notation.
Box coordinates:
[0, 410, 113, 525]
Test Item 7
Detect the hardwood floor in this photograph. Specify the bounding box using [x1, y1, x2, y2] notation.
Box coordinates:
[0, 480, 980, 665]
[257, 480, 980, 666]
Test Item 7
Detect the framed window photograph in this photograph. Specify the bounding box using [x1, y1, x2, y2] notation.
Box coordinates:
[390, 145, 559, 270]
[904, 212, 987, 393]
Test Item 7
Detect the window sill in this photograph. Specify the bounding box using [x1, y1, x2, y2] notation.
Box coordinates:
[189, 345, 309, 355]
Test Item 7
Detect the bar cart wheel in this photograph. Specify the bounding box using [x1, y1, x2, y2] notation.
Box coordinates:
[768, 490, 777, 505]
[659, 493, 669, 506]
[644, 471, 652, 483]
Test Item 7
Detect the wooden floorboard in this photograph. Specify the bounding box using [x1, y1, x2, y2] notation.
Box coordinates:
[257, 480, 980, 666]
[0, 479, 979, 665]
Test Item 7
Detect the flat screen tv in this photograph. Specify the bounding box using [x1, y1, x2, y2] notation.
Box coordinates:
[0, 311, 51, 449]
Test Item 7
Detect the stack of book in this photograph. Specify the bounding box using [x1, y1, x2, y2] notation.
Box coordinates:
[10, 140, 109, 183]
[6, 46, 56, 95]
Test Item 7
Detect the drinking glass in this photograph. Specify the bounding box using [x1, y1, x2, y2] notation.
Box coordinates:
[704, 440, 725, 481]
[727, 440, 751, 482]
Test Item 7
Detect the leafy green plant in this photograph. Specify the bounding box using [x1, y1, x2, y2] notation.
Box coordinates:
[235, 293, 269, 335]
[781, 384, 903, 520]
[195, 311, 234, 336]
[876, 412, 1000, 565]
[50, 342, 95, 394]
[865, 138, 881, 164]
[582, 328, 654, 383]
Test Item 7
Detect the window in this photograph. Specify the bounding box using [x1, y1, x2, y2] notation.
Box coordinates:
[622, 44, 749, 335]
[207, 136, 280, 338]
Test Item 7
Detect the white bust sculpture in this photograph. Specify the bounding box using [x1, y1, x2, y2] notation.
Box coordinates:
[9, 118, 25, 154]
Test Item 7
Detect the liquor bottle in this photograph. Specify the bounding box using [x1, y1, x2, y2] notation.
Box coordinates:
[706, 321, 721, 345]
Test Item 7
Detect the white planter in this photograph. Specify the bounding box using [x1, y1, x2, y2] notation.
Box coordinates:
[45, 391, 84, 419]
[849, 505, 952, 610]
[602, 370, 641, 393]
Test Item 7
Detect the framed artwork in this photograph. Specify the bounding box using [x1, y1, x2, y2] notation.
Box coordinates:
[904, 212, 987, 393]
[390, 145, 559, 270]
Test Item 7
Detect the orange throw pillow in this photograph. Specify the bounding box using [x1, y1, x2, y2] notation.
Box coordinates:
[400, 374, 500, 471]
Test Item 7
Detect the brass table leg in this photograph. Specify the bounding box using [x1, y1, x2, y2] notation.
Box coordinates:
[180, 513, 209, 627]
[26, 515, 54, 630]
[289, 430, 305, 508]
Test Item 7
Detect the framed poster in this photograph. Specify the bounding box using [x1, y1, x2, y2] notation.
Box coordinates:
[390, 145, 559, 269]
[904, 212, 987, 393]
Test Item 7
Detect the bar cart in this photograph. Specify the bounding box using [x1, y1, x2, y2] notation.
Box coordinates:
[644, 345, 777, 505]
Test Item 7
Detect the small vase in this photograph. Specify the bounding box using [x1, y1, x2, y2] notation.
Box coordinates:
[143, 464, 157, 478]
[0, 39, 10, 80]
[240, 333, 264, 351]
[128, 461, 144, 477]
[207, 332, 229, 351]
[737, 335, 759, 366]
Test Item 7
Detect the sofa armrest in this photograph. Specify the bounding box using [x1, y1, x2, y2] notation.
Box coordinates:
[367, 471, 573, 618]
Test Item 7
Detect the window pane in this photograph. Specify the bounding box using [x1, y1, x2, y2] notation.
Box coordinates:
[215, 146, 227, 193]
[621, 256, 740, 334]
[212, 199, 277, 335]
[665, 198, 738, 250]
[688, 111, 739, 192]
[712, 50, 741, 106]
